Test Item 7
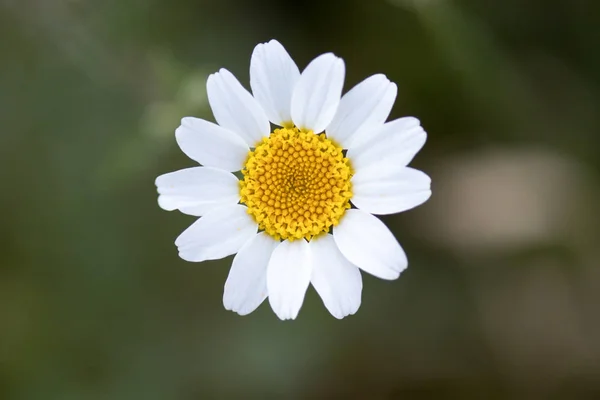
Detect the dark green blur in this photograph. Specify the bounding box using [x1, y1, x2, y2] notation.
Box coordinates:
[1, 0, 600, 398]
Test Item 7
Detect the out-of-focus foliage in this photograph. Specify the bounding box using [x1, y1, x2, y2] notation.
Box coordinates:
[1, 0, 599, 398]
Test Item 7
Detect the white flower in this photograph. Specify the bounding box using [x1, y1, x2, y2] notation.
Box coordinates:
[155, 40, 431, 320]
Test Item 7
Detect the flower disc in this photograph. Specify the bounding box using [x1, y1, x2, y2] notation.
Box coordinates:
[240, 127, 352, 241]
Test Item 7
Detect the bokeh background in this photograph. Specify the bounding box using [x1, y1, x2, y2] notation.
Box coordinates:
[2, 0, 600, 398]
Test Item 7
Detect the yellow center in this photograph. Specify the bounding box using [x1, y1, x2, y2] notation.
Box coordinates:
[240, 127, 353, 241]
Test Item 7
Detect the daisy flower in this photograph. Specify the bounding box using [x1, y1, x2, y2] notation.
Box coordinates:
[155, 40, 431, 320]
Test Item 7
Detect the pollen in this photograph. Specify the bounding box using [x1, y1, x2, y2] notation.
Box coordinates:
[240, 127, 353, 241]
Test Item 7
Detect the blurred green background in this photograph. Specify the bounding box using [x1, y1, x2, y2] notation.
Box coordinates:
[2, 0, 600, 398]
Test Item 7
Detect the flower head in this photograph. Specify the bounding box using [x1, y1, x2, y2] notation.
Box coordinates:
[155, 40, 431, 320]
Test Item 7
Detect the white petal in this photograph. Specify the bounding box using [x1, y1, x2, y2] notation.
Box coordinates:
[155, 167, 240, 216]
[326, 74, 397, 148]
[175, 117, 249, 172]
[333, 209, 407, 280]
[310, 235, 362, 319]
[175, 205, 257, 262]
[207, 68, 270, 146]
[352, 166, 431, 215]
[250, 40, 300, 126]
[267, 239, 312, 320]
[291, 53, 345, 133]
[223, 232, 279, 316]
[347, 117, 426, 170]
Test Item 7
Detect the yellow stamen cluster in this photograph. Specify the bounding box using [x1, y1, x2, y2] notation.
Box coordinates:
[240, 127, 352, 241]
